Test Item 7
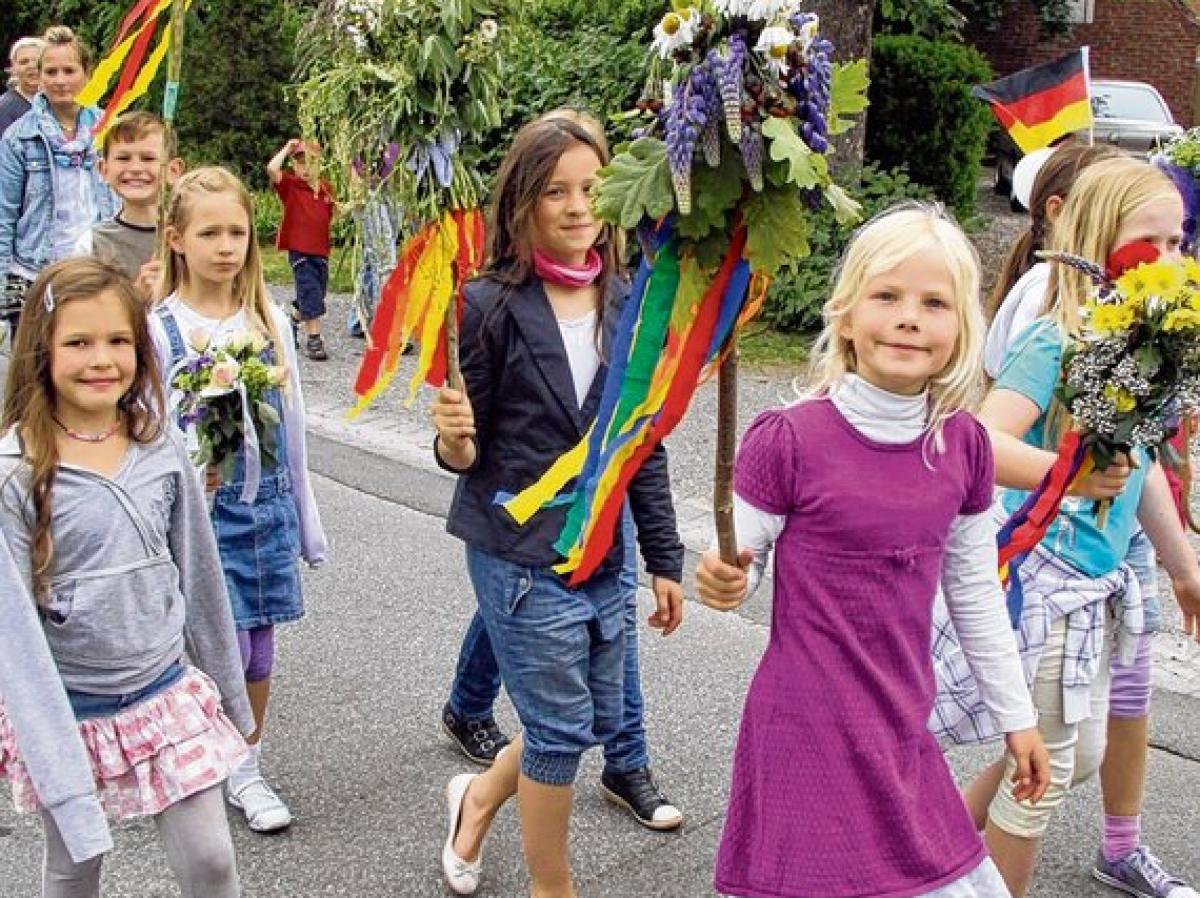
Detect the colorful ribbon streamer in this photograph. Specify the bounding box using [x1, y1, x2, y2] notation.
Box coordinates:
[500, 221, 762, 585]
[348, 207, 485, 417]
[995, 430, 1093, 626]
[77, 0, 192, 141]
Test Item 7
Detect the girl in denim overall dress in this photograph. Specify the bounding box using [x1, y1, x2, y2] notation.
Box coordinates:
[149, 166, 327, 836]
[0, 258, 252, 897]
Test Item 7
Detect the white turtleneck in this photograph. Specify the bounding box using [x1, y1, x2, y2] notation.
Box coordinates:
[728, 373, 1036, 735]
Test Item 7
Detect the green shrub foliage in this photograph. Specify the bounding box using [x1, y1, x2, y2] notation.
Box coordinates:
[760, 165, 935, 333]
[865, 34, 992, 215]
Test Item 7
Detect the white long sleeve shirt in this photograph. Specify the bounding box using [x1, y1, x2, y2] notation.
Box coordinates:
[730, 374, 1036, 734]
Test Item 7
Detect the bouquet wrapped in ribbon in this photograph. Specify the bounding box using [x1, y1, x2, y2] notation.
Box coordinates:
[501, 0, 869, 582]
[170, 330, 288, 503]
[294, 0, 514, 412]
[997, 245, 1200, 622]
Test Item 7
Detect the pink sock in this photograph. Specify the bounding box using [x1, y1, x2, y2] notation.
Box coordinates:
[1102, 814, 1141, 862]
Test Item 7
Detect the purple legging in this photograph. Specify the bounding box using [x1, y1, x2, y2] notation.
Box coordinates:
[1108, 633, 1153, 720]
[236, 626, 276, 684]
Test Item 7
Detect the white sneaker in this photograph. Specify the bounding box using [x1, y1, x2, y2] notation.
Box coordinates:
[227, 776, 293, 833]
[442, 773, 482, 895]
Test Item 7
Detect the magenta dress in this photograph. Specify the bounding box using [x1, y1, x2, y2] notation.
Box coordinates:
[715, 400, 994, 898]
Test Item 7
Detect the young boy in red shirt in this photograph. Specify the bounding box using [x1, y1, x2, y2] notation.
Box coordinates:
[267, 138, 335, 360]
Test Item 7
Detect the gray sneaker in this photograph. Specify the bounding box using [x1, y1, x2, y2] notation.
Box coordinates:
[1093, 848, 1200, 898]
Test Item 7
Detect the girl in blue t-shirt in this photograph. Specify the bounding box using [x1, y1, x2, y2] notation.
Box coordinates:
[954, 156, 1200, 898]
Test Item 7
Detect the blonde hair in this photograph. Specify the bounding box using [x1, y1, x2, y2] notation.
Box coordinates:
[159, 166, 286, 358]
[806, 201, 984, 452]
[39, 26, 91, 73]
[1044, 156, 1180, 331]
[9, 36, 44, 64]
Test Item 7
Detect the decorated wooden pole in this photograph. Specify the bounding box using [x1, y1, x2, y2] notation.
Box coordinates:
[499, 3, 869, 585]
[158, 0, 187, 257]
[292, 1, 509, 415]
[715, 342, 739, 564]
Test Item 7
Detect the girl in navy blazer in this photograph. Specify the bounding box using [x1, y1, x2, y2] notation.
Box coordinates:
[432, 116, 684, 897]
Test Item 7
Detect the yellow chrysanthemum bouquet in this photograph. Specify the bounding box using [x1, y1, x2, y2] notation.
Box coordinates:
[1046, 247, 1200, 471]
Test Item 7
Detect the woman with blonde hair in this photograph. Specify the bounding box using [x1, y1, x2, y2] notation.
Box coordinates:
[0, 27, 116, 331]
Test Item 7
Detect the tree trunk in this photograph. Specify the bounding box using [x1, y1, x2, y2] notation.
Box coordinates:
[810, 0, 874, 170]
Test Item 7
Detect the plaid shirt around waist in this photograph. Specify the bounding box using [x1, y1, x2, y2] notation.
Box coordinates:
[930, 544, 1144, 746]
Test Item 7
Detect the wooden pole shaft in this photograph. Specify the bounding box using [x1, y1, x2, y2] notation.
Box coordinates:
[715, 338, 739, 565]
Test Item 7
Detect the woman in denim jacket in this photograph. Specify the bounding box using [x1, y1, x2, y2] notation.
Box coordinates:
[0, 27, 115, 328]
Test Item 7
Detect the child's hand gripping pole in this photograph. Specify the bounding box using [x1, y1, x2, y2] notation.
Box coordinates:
[695, 548, 754, 613]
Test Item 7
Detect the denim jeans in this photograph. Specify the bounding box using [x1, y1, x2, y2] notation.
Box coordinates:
[66, 661, 184, 721]
[465, 543, 625, 786]
[451, 512, 650, 776]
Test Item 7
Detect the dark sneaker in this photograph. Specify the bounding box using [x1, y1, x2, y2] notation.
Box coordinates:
[1093, 848, 1200, 898]
[305, 334, 329, 361]
[600, 767, 684, 832]
[441, 702, 510, 767]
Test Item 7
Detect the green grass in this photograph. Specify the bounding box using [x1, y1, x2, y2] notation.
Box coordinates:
[737, 325, 812, 370]
[259, 244, 356, 294]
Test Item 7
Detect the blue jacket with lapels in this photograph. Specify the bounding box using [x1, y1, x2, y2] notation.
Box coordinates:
[436, 272, 685, 583]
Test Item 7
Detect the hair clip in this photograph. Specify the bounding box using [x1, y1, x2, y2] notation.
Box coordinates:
[44, 283, 55, 313]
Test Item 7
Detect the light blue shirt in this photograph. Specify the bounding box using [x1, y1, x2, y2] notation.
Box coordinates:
[996, 318, 1148, 577]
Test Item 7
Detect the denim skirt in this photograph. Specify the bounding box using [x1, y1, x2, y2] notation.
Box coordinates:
[212, 469, 303, 629]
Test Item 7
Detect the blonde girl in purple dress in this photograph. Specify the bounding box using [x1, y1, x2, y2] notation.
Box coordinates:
[697, 203, 1050, 898]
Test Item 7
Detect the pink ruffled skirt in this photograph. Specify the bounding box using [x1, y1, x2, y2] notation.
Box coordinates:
[0, 667, 247, 820]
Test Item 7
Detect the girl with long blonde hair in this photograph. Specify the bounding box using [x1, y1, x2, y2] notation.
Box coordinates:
[696, 203, 1048, 898]
[150, 165, 327, 835]
[948, 156, 1200, 898]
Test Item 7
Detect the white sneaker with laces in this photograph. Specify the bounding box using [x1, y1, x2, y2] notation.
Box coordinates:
[227, 777, 293, 833]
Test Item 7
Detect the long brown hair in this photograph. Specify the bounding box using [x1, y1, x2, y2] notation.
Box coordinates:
[985, 143, 1122, 322]
[483, 116, 618, 288]
[4, 259, 165, 603]
[159, 166, 287, 359]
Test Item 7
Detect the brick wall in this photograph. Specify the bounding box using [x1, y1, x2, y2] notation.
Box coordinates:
[968, 0, 1200, 126]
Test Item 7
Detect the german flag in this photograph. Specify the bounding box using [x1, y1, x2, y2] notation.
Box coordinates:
[973, 48, 1093, 154]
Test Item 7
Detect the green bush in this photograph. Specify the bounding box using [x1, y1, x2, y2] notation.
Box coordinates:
[865, 35, 993, 216]
[253, 190, 283, 244]
[477, 2, 668, 175]
[760, 165, 936, 333]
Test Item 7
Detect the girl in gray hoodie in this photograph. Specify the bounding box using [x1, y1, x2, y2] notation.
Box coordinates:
[0, 258, 253, 898]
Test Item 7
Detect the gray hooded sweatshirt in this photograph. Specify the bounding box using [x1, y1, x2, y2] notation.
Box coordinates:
[0, 534, 111, 862]
[0, 428, 254, 845]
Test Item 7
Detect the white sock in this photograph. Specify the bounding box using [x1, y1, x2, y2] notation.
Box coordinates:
[230, 742, 262, 791]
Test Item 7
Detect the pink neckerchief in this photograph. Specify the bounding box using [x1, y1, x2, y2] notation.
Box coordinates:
[533, 247, 602, 287]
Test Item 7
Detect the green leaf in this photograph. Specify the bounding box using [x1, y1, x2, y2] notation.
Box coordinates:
[824, 184, 863, 227]
[761, 117, 827, 190]
[743, 188, 813, 275]
[675, 149, 744, 242]
[828, 59, 870, 136]
[594, 137, 676, 230]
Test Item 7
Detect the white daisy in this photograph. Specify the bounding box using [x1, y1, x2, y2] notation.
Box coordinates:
[746, 0, 790, 21]
[713, 0, 755, 16]
[651, 7, 699, 60]
[754, 24, 794, 75]
[479, 18, 499, 42]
